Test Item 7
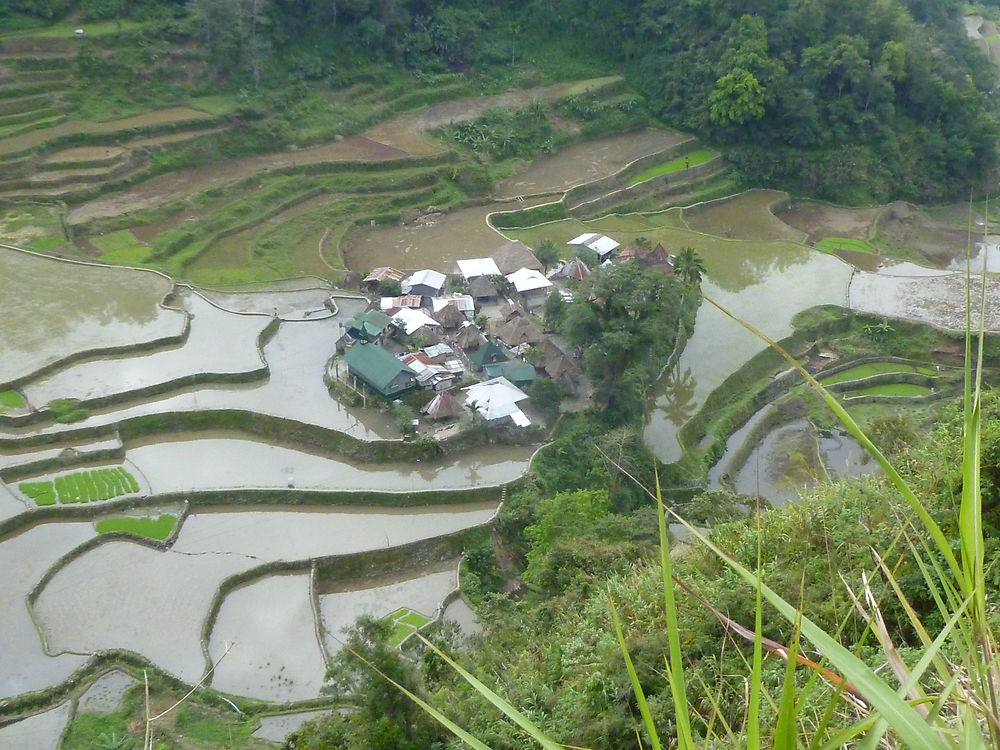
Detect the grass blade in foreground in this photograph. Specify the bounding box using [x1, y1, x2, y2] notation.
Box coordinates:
[610, 601, 662, 750]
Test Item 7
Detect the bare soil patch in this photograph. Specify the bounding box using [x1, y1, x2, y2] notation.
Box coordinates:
[775, 199, 882, 243]
[874, 201, 973, 266]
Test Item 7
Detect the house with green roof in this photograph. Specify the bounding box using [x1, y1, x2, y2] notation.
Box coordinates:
[343, 343, 418, 398]
[483, 361, 536, 387]
[469, 337, 509, 370]
[346, 310, 393, 343]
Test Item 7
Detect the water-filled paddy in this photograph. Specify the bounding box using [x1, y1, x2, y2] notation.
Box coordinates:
[682, 190, 807, 242]
[209, 574, 326, 702]
[33, 505, 494, 684]
[76, 669, 137, 714]
[0, 246, 184, 384]
[0, 521, 95, 699]
[0, 701, 72, 749]
[644, 244, 853, 463]
[253, 710, 334, 742]
[731, 419, 821, 506]
[342, 197, 550, 272]
[127, 437, 532, 494]
[775, 200, 882, 244]
[22, 290, 269, 404]
[318, 561, 457, 656]
[849, 267, 1000, 331]
[494, 129, 685, 198]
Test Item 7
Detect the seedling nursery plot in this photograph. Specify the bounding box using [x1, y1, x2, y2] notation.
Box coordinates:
[20, 467, 140, 506]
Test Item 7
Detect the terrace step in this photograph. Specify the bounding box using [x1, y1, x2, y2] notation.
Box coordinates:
[0, 80, 67, 100]
[40, 145, 130, 170]
[0, 92, 52, 116]
[0, 105, 62, 129]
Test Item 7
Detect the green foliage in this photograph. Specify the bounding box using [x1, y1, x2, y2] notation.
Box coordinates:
[526, 377, 563, 417]
[561, 262, 686, 423]
[627, 150, 718, 185]
[441, 103, 555, 159]
[47, 398, 90, 423]
[0, 390, 26, 411]
[61, 712, 133, 750]
[95, 514, 177, 540]
[25, 466, 140, 505]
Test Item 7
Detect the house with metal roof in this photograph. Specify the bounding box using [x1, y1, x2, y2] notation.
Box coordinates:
[469, 337, 509, 369]
[402, 269, 447, 297]
[506, 267, 553, 306]
[457, 257, 502, 280]
[483, 360, 536, 387]
[342, 342, 418, 398]
[463, 377, 531, 427]
[568, 233, 620, 261]
[346, 310, 393, 343]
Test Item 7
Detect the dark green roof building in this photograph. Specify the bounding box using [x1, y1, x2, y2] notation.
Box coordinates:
[483, 361, 536, 386]
[469, 337, 509, 370]
[343, 343, 417, 397]
[346, 310, 392, 341]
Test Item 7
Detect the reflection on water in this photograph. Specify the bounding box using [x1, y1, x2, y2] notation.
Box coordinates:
[732, 419, 821, 506]
[645, 246, 852, 464]
[947, 238, 1000, 273]
[0, 247, 183, 383]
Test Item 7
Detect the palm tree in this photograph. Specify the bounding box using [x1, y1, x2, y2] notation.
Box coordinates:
[673, 246, 706, 286]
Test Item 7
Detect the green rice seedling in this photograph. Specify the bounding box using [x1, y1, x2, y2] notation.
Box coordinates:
[19, 481, 56, 506]
[123, 468, 140, 494]
[54, 475, 70, 503]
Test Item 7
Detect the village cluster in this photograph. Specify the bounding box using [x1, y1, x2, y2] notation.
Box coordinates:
[335, 232, 676, 433]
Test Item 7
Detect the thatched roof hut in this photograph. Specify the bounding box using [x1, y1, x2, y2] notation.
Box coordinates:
[421, 390, 465, 420]
[468, 275, 499, 301]
[433, 302, 466, 329]
[492, 240, 543, 275]
[455, 323, 483, 350]
[493, 315, 543, 347]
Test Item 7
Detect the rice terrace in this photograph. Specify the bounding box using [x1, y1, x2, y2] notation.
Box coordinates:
[3, 1, 1000, 747]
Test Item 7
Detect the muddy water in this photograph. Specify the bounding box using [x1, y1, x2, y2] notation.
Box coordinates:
[0, 246, 184, 384]
[947, 237, 1000, 273]
[706, 404, 775, 489]
[645, 246, 853, 463]
[775, 200, 882, 244]
[819, 428, 878, 481]
[0, 107, 213, 156]
[0, 482, 30, 520]
[732, 419, 821, 506]
[127, 437, 532, 494]
[318, 561, 456, 654]
[0, 521, 95, 699]
[495, 130, 685, 198]
[199, 285, 341, 318]
[174, 505, 495, 561]
[77, 669, 137, 713]
[0, 435, 122, 472]
[33, 504, 495, 686]
[443, 596, 481, 636]
[342, 196, 550, 271]
[209, 573, 326, 702]
[253, 710, 334, 742]
[23, 290, 269, 404]
[0, 701, 72, 749]
[33, 540, 258, 683]
[683, 190, 807, 243]
[2, 311, 397, 443]
[849, 267, 1000, 331]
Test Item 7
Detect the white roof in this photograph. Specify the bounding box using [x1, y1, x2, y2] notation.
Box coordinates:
[422, 343, 454, 358]
[457, 257, 501, 280]
[432, 295, 475, 313]
[509, 409, 532, 427]
[568, 233, 599, 246]
[506, 267, 553, 294]
[568, 233, 618, 257]
[462, 377, 529, 423]
[389, 307, 441, 335]
[589, 235, 620, 256]
[402, 269, 446, 292]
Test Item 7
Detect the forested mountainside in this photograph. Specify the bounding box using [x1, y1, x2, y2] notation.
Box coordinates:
[3, 0, 997, 203]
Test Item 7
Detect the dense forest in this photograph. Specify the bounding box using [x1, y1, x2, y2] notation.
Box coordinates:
[2, 0, 997, 202]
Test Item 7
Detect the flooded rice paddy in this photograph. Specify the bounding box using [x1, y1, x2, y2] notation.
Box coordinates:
[342, 196, 551, 271]
[849, 267, 1000, 331]
[128, 438, 532, 494]
[209, 574, 326, 702]
[683, 190, 806, 242]
[0, 521, 95, 699]
[644, 242, 853, 463]
[0, 701, 72, 749]
[32, 505, 495, 685]
[0, 246, 183, 384]
[318, 561, 458, 656]
[775, 200, 882, 244]
[76, 669, 137, 714]
[22, 290, 269, 404]
[253, 710, 334, 742]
